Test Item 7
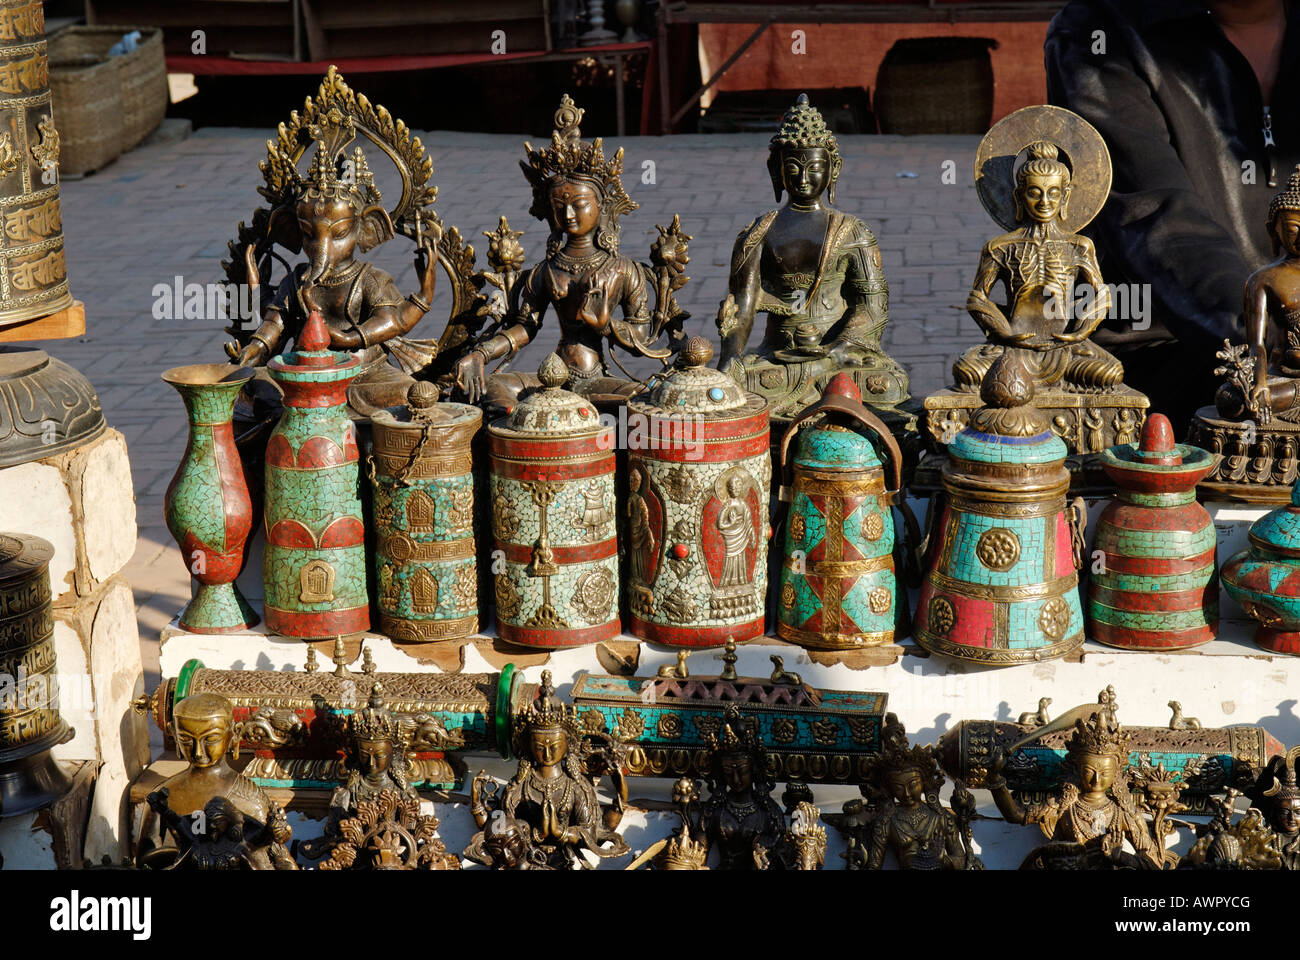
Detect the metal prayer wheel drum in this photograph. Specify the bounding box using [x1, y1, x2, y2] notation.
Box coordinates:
[263, 312, 369, 638]
[369, 383, 482, 643]
[1089, 414, 1220, 650]
[626, 337, 771, 647]
[777, 374, 903, 649]
[0, 1, 71, 326]
[913, 357, 1084, 664]
[488, 355, 618, 648]
[0, 532, 73, 817]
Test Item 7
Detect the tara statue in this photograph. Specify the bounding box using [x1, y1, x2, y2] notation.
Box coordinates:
[717, 93, 910, 428]
[449, 95, 691, 410]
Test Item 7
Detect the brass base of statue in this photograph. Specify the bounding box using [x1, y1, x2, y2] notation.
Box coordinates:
[1187, 405, 1298, 503]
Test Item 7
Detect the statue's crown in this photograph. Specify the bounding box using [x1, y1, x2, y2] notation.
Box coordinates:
[1265, 746, 1300, 802]
[1065, 686, 1130, 762]
[524, 670, 567, 732]
[300, 109, 380, 208]
[770, 93, 838, 154]
[348, 682, 398, 742]
[520, 95, 636, 225]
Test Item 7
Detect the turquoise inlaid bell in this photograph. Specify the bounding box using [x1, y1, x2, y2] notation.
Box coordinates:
[777, 374, 904, 649]
[913, 352, 1085, 664]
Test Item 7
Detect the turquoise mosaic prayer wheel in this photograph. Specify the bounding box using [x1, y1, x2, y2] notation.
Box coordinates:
[263, 311, 369, 638]
[369, 383, 482, 643]
[777, 374, 903, 649]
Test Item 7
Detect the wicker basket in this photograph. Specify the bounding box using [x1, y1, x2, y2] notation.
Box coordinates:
[875, 38, 997, 136]
[48, 26, 168, 174]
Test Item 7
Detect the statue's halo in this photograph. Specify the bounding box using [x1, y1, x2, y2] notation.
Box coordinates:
[975, 104, 1112, 234]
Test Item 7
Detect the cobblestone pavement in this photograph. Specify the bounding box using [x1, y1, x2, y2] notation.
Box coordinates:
[45, 126, 991, 675]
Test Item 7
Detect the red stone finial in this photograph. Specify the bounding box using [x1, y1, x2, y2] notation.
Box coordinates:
[1135, 413, 1182, 465]
[298, 310, 331, 354]
[824, 373, 861, 403]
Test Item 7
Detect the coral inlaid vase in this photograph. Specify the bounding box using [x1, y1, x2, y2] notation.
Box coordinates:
[1089, 414, 1219, 650]
[263, 311, 368, 638]
[162, 363, 259, 633]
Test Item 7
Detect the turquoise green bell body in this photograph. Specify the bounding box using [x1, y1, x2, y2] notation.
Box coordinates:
[369, 383, 482, 643]
[777, 375, 902, 649]
[263, 312, 369, 638]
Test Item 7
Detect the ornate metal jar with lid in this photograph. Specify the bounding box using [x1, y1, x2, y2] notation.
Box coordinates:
[0, 532, 73, 816]
[369, 381, 482, 643]
[626, 336, 771, 647]
[913, 352, 1084, 664]
[488, 354, 618, 647]
[263, 310, 368, 638]
[1222, 482, 1300, 654]
[1089, 413, 1220, 650]
[777, 373, 903, 649]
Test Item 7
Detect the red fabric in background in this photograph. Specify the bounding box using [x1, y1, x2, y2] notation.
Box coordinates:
[698, 21, 1049, 124]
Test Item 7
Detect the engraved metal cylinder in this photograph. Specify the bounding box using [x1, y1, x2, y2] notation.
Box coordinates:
[626, 338, 771, 647]
[0, 532, 72, 816]
[0, 1, 72, 326]
[488, 356, 619, 648]
[370, 391, 482, 643]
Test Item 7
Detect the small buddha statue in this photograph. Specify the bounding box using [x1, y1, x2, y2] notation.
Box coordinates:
[1263, 747, 1300, 869]
[954, 139, 1122, 394]
[846, 713, 982, 870]
[983, 687, 1164, 870]
[679, 704, 811, 870]
[452, 95, 690, 409]
[1214, 166, 1300, 424]
[464, 671, 630, 869]
[142, 693, 297, 870]
[717, 94, 909, 422]
[223, 70, 442, 415]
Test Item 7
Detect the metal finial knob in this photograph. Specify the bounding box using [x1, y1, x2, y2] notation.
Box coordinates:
[538, 353, 569, 388]
[679, 336, 714, 369]
[408, 380, 439, 410]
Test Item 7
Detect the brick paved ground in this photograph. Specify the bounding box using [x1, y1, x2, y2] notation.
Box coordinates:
[43, 126, 991, 677]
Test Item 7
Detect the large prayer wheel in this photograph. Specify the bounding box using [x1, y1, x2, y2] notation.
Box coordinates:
[0, 0, 72, 326]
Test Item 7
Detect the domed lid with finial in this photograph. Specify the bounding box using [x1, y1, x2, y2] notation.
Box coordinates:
[268, 309, 361, 379]
[371, 378, 482, 432]
[492, 353, 607, 438]
[1247, 480, 1300, 558]
[1101, 412, 1217, 494]
[949, 351, 1067, 465]
[630, 336, 766, 420]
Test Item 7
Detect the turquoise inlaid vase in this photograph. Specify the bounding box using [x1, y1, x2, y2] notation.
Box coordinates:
[777, 374, 903, 649]
[1222, 482, 1300, 655]
[369, 382, 482, 643]
[263, 311, 369, 638]
[162, 363, 259, 633]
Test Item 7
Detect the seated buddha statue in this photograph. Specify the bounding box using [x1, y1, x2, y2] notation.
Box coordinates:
[452, 95, 690, 410]
[141, 693, 296, 870]
[717, 94, 910, 423]
[1214, 166, 1300, 424]
[953, 139, 1124, 394]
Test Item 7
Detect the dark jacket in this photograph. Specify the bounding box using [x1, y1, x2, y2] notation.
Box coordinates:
[1045, 0, 1300, 353]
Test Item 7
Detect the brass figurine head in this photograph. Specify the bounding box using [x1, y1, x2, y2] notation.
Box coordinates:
[1013, 140, 1073, 225]
[767, 93, 842, 205]
[343, 682, 411, 792]
[513, 670, 581, 771]
[1267, 165, 1300, 258]
[1062, 685, 1129, 799]
[173, 692, 240, 767]
[703, 704, 773, 798]
[521, 95, 637, 255]
[1264, 746, 1300, 837]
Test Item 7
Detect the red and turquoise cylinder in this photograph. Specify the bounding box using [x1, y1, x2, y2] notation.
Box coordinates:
[262, 311, 369, 638]
[1089, 414, 1219, 650]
